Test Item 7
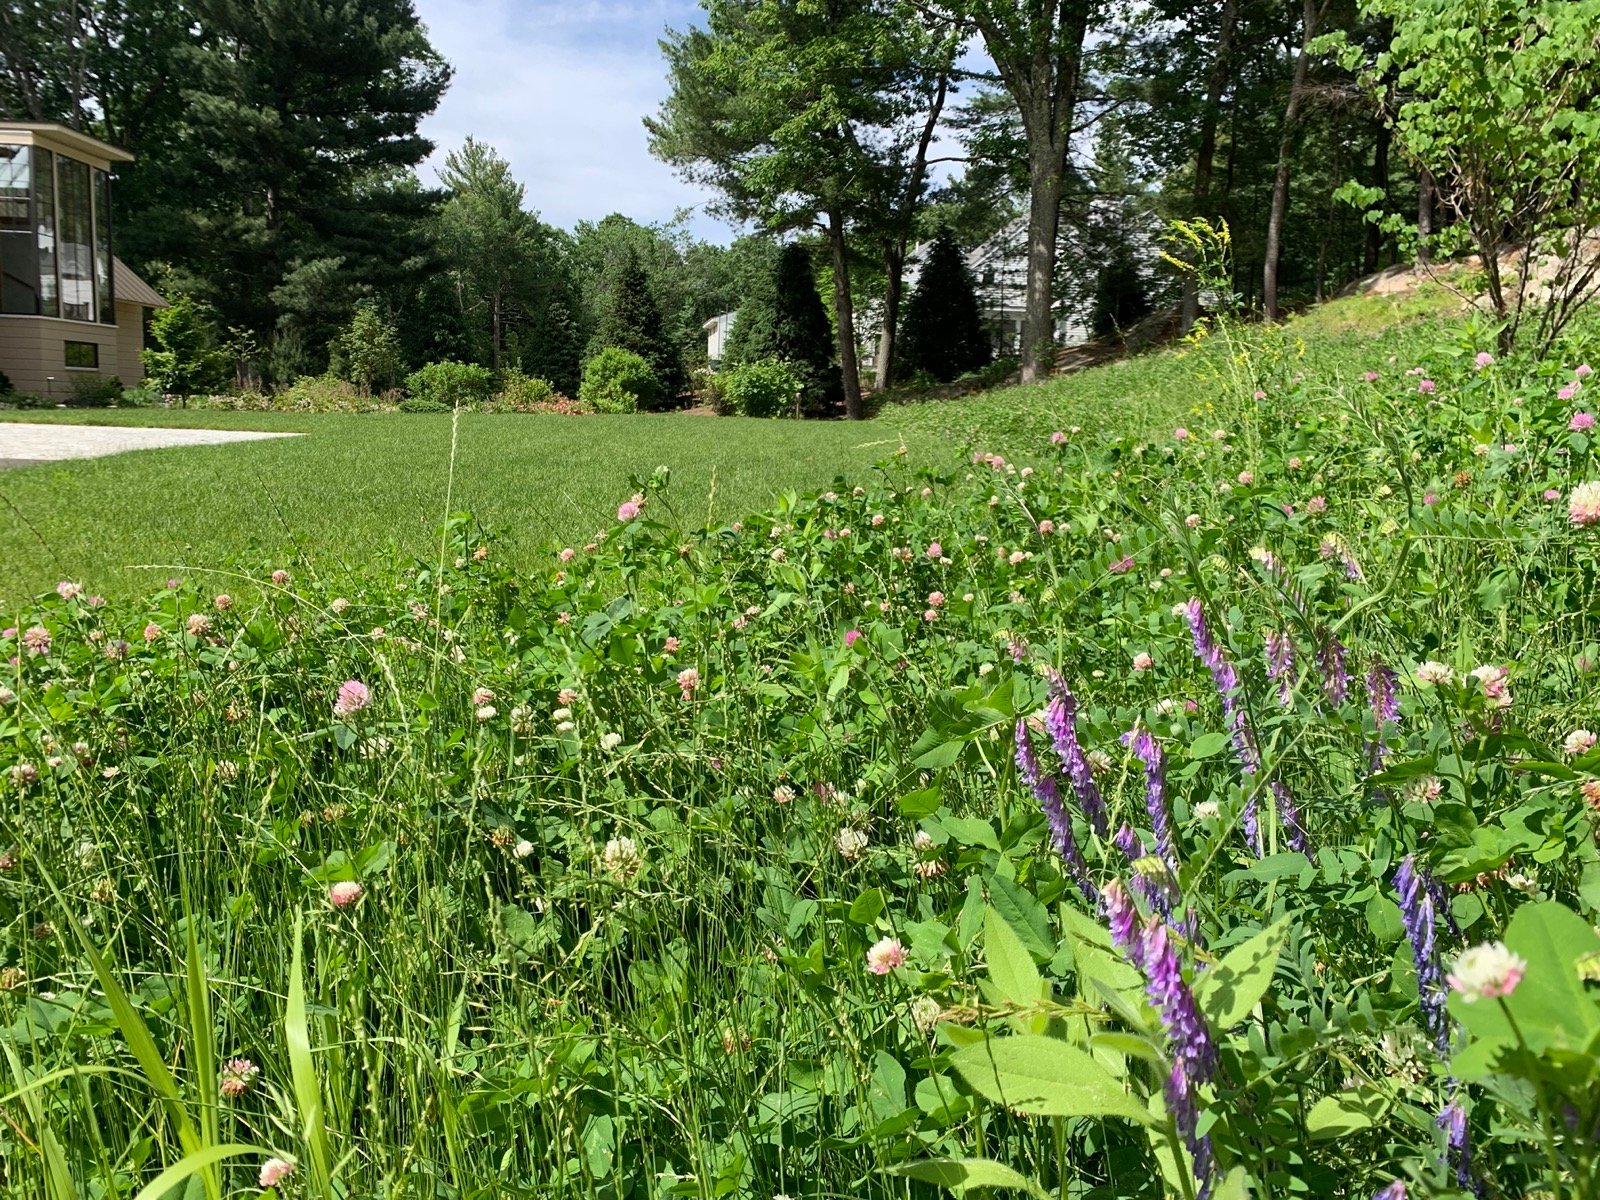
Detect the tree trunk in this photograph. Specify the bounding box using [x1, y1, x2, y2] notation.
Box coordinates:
[1180, 0, 1241, 334]
[1263, 0, 1319, 323]
[874, 244, 905, 390]
[1022, 135, 1066, 382]
[1417, 166, 1435, 267]
[827, 208, 864, 420]
[490, 293, 503, 371]
[1364, 119, 1390, 274]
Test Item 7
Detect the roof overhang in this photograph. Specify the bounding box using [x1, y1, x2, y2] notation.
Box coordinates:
[0, 121, 134, 164]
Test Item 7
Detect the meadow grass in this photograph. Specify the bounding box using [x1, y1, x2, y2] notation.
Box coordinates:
[0, 288, 1468, 606]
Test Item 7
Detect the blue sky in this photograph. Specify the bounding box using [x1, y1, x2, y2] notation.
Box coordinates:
[412, 0, 738, 241]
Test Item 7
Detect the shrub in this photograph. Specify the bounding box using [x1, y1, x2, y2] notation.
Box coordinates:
[329, 301, 404, 393]
[141, 295, 230, 397]
[4, 390, 52, 409]
[405, 360, 495, 410]
[578, 347, 658, 414]
[898, 231, 992, 382]
[64, 375, 123, 407]
[118, 383, 162, 407]
[398, 396, 451, 413]
[494, 368, 557, 409]
[719, 358, 802, 418]
[0, 368, 12, 396]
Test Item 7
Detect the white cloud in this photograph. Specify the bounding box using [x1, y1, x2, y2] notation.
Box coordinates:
[413, 0, 740, 241]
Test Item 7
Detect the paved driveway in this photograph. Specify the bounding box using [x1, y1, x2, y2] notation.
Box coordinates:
[0, 422, 299, 466]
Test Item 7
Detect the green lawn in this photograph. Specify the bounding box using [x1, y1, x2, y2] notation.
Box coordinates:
[0, 287, 1465, 606]
[0, 411, 923, 604]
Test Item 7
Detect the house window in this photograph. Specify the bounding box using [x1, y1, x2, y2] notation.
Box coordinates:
[0, 144, 36, 314]
[94, 168, 112, 323]
[64, 340, 98, 368]
[35, 148, 57, 317]
[56, 155, 94, 322]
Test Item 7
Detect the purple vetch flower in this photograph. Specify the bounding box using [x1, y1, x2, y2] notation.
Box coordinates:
[1394, 855, 1450, 1053]
[1179, 597, 1262, 854]
[1367, 658, 1400, 771]
[1372, 1184, 1406, 1200]
[1436, 1098, 1481, 1195]
[1114, 820, 1145, 861]
[1015, 719, 1095, 899]
[1270, 779, 1310, 854]
[1101, 878, 1143, 967]
[1265, 630, 1295, 706]
[1316, 632, 1352, 705]
[1124, 722, 1175, 865]
[1141, 920, 1218, 1197]
[1424, 871, 1463, 942]
[1043, 671, 1109, 837]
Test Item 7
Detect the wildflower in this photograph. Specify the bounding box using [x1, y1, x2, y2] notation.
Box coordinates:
[1109, 555, 1134, 574]
[1042, 672, 1109, 837]
[332, 679, 372, 719]
[1372, 1184, 1406, 1200]
[21, 625, 50, 656]
[1237, 470, 1254, 485]
[1179, 597, 1263, 850]
[1173, 426, 1189, 440]
[1193, 801, 1220, 820]
[475, 704, 497, 722]
[1474, 351, 1494, 369]
[1050, 430, 1067, 444]
[1185, 513, 1201, 527]
[1446, 942, 1526, 1002]
[1140, 921, 1217, 1191]
[1572, 412, 1596, 432]
[186, 613, 212, 638]
[328, 881, 363, 908]
[866, 936, 906, 975]
[1305, 495, 1326, 515]
[0, 688, 12, 705]
[926, 542, 943, 559]
[600, 732, 623, 752]
[844, 629, 863, 647]
[1561, 385, 1578, 402]
[1016, 717, 1094, 898]
[259, 1157, 296, 1189]
[1265, 630, 1295, 705]
[1415, 661, 1454, 686]
[676, 667, 700, 699]
[1418, 379, 1436, 394]
[601, 836, 642, 880]
[1581, 364, 1595, 378]
[514, 839, 534, 859]
[1564, 729, 1597, 756]
[909, 995, 942, 1033]
[9, 762, 37, 788]
[836, 827, 870, 860]
[1571, 482, 1600, 526]
[1583, 779, 1600, 807]
[214, 594, 233, 611]
[1394, 856, 1449, 1051]
[770, 547, 786, 562]
[1367, 659, 1400, 770]
[472, 686, 495, 706]
[220, 1058, 260, 1098]
[55, 580, 82, 600]
[1469, 664, 1512, 709]
[1132, 652, 1154, 671]
[1316, 633, 1352, 705]
[927, 590, 945, 608]
[617, 500, 641, 521]
[1125, 723, 1174, 865]
[1405, 775, 1443, 804]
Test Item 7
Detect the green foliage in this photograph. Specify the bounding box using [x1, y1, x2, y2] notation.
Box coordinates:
[718, 358, 802, 418]
[141, 296, 230, 397]
[579, 347, 659, 414]
[494, 368, 558, 409]
[63, 375, 123, 408]
[899, 232, 991, 382]
[727, 244, 841, 417]
[593, 246, 685, 405]
[404, 361, 495, 410]
[0, 368, 11, 396]
[328, 302, 404, 394]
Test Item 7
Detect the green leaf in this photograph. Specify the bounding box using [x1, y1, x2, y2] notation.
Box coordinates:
[943, 816, 1000, 851]
[1194, 919, 1288, 1029]
[985, 906, 1046, 1031]
[848, 888, 886, 925]
[987, 874, 1053, 959]
[951, 1035, 1154, 1125]
[886, 1159, 1048, 1200]
[1450, 900, 1600, 1055]
[131, 1144, 268, 1200]
[1306, 1087, 1389, 1140]
[1186, 731, 1230, 759]
[915, 739, 965, 770]
[286, 914, 334, 1193]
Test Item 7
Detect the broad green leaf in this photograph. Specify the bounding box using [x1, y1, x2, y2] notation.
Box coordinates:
[1306, 1087, 1389, 1140]
[987, 873, 1054, 958]
[984, 905, 1046, 1031]
[847, 888, 886, 925]
[1194, 918, 1288, 1029]
[951, 1035, 1154, 1125]
[887, 1159, 1049, 1200]
[1186, 731, 1230, 759]
[943, 815, 1001, 851]
[1450, 900, 1600, 1055]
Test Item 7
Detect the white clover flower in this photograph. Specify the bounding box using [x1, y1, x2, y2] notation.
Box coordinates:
[909, 995, 942, 1034]
[1446, 941, 1527, 1002]
[1415, 661, 1455, 686]
[1564, 729, 1597, 756]
[475, 704, 498, 722]
[836, 827, 870, 861]
[601, 836, 642, 880]
[513, 839, 534, 859]
[599, 732, 623, 752]
[1193, 801, 1220, 820]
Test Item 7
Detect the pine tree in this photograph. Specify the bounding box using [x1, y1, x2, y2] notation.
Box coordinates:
[726, 243, 841, 418]
[594, 247, 686, 404]
[898, 232, 992, 382]
[1089, 245, 1151, 341]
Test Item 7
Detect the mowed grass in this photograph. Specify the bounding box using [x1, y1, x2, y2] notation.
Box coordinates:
[0, 411, 923, 604]
[0, 285, 1466, 605]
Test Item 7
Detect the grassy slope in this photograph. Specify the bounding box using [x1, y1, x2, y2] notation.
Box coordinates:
[0, 286, 1464, 605]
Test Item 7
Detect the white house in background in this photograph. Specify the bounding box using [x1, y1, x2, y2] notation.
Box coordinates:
[703, 311, 735, 365]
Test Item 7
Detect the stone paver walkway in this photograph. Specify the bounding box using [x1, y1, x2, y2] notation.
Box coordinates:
[0, 422, 299, 466]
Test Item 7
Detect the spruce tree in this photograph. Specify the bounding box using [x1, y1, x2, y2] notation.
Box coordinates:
[595, 247, 686, 403]
[1089, 243, 1151, 342]
[898, 232, 992, 382]
[727, 243, 841, 417]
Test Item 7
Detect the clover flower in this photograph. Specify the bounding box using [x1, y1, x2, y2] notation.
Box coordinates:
[1015, 718, 1094, 899]
[220, 1057, 260, 1099]
[866, 936, 906, 975]
[676, 667, 700, 699]
[1415, 661, 1454, 686]
[21, 625, 50, 656]
[328, 881, 363, 908]
[1564, 729, 1597, 756]
[601, 836, 642, 880]
[333, 679, 371, 719]
[55, 581, 82, 600]
[1468, 664, 1511, 709]
[259, 1157, 296, 1189]
[1446, 941, 1526, 1002]
[836, 827, 869, 860]
[1569, 481, 1600, 526]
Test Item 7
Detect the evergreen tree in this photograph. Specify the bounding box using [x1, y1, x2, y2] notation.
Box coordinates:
[726, 243, 841, 417]
[898, 231, 991, 381]
[594, 246, 686, 403]
[1089, 245, 1151, 341]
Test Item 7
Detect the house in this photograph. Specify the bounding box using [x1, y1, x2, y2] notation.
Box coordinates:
[0, 121, 166, 399]
[703, 311, 735, 366]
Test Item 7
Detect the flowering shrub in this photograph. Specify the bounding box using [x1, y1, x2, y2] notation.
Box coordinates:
[3, 321, 1600, 1198]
